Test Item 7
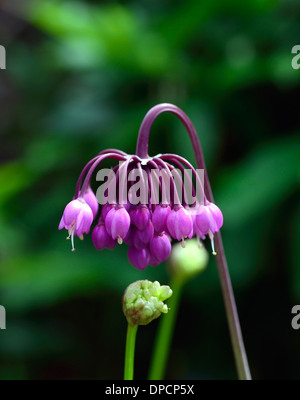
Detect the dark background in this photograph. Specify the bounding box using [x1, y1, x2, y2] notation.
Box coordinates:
[0, 0, 299, 380]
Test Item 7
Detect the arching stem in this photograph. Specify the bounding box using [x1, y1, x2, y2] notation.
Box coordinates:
[136, 103, 251, 380]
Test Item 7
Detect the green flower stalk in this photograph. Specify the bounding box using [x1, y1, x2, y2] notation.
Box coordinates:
[122, 280, 172, 380]
[149, 239, 209, 380]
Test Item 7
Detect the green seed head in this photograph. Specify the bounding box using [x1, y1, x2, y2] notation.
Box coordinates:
[122, 280, 173, 326]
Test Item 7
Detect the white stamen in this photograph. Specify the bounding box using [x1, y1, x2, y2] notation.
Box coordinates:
[208, 231, 217, 256]
[181, 239, 186, 248]
[71, 230, 75, 252]
[197, 236, 203, 248]
[118, 236, 123, 245]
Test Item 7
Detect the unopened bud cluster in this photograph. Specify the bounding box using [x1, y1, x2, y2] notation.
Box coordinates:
[122, 280, 172, 326]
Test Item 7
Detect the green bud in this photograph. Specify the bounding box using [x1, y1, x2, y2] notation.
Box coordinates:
[122, 280, 173, 326]
[168, 238, 209, 282]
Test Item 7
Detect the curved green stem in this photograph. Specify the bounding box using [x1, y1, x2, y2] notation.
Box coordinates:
[124, 324, 138, 380]
[148, 277, 183, 380]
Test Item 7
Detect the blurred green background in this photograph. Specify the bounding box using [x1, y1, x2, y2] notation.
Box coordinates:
[0, 0, 299, 380]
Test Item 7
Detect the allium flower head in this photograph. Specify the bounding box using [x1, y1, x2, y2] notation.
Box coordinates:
[58, 103, 223, 268]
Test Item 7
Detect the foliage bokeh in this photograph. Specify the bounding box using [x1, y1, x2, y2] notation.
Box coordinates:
[0, 0, 299, 379]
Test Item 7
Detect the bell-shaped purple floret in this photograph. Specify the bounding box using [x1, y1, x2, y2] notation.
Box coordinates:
[58, 198, 94, 251]
[124, 227, 135, 246]
[101, 203, 116, 220]
[133, 232, 147, 250]
[105, 206, 130, 244]
[83, 187, 99, 218]
[152, 205, 171, 233]
[128, 246, 150, 270]
[149, 253, 160, 267]
[167, 207, 193, 241]
[92, 223, 116, 250]
[76, 204, 94, 236]
[59, 198, 93, 236]
[191, 212, 205, 239]
[59, 199, 82, 230]
[150, 233, 171, 263]
[134, 220, 154, 246]
[195, 204, 217, 235]
[207, 202, 223, 232]
[130, 205, 150, 230]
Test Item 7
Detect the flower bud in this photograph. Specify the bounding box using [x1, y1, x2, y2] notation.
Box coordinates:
[168, 238, 209, 282]
[128, 246, 150, 270]
[130, 205, 150, 230]
[122, 280, 173, 326]
[149, 233, 171, 263]
[152, 205, 171, 233]
[92, 223, 116, 250]
[134, 220, 154, 246]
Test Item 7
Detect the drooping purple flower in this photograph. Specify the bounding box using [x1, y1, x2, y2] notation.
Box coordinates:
[195, 204, 217, 235]
[128, 246, 150, 270]
[92, 223, 116, 250]
[101, 203, 116, 220]
[83, 186, 99, 218]
[134, 220, 154, 246]
[130, 205, 150, 230]
[207, 202, 223, 232]
[152, 205, 171, 233]
[150, 233, 171, 263]
[149, 253, 160, 267]
[58, 198, 93, 251]
[190, 212, 205, 239]
[124, 227, 135, 246]
[133, 232, 147, 250]
[167, 206, 193, 242]
[105, 206, 130, 244]
[59, 105, 225, 261]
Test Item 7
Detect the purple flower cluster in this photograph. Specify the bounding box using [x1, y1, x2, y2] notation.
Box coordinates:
[58, 148, 223, 270]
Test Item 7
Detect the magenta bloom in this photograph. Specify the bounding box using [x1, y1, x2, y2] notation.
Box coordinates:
[130, 206, 150, 230]
[150, 233, 171, 263]
[128, 246, 150, 271]
[92, 223, 116, 250]
[167, 207, 193, 242]
[83, 187, 99, 218]
[207, 202, 223, 232]
[152, 205, 171, 233]
[58, 198, 93, 251]
[134, 220, 154, 246]
[59, 104, 224, 267]
[105, 206, 131, 244]
[195, 204, 216, 235]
